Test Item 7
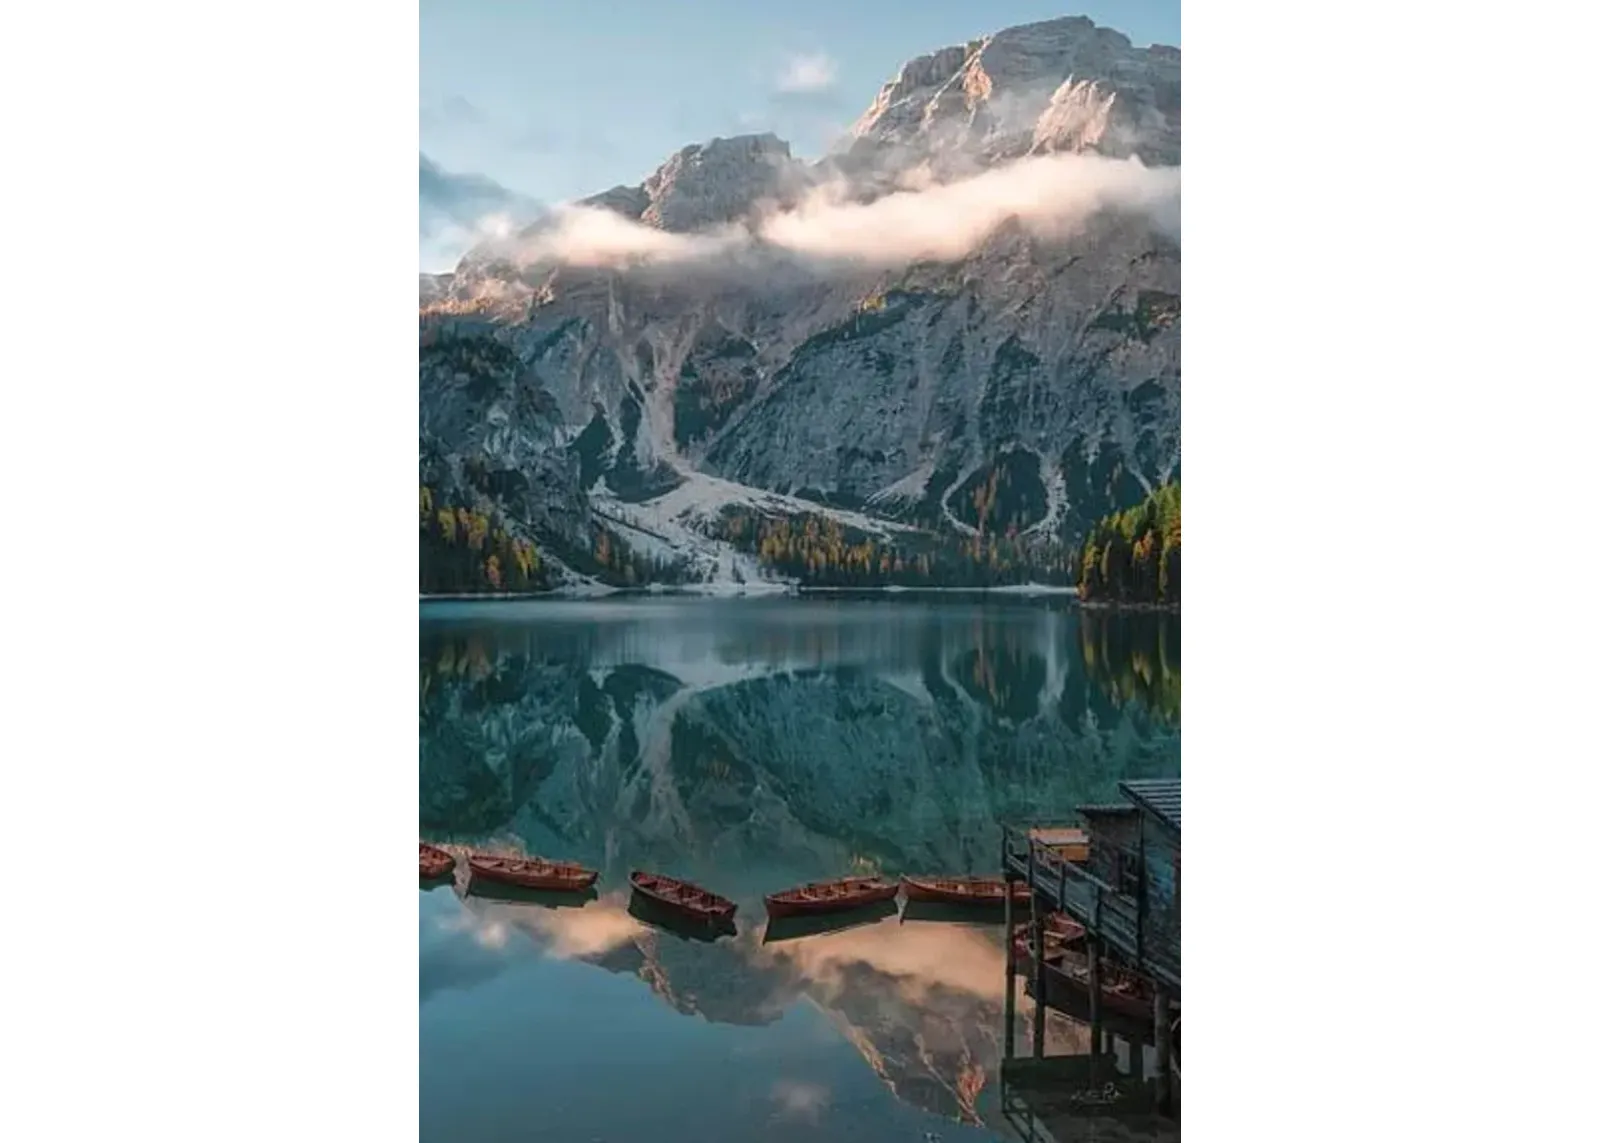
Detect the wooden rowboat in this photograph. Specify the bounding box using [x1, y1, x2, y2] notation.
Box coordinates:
[1012, 913, 1089, 944]
[1044, 956, 1156, 1024]
[765, 876, 899, 919]
[629, 871, 737, 925]
[1010, 914, 1087, 967]
[420, 842, 455, 879]
[1024, 958, 1164, 1044]
[902, 874, 1029, 906]
[467, 853, 599, 893]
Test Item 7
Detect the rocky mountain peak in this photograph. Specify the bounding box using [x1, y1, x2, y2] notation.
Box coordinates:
[848, 14, 1178, 167]
[576, 132, 809, 233]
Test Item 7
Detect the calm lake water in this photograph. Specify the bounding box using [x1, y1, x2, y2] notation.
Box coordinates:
[420, 594, 1180, 1142]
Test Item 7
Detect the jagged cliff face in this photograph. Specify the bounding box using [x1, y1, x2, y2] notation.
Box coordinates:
[418, 326, 592, 557]
[694, 213, 1178, 523]
[842, 15, 1179, 174]
[419, 16, 1179, 579]
[602, 133, 810, 231]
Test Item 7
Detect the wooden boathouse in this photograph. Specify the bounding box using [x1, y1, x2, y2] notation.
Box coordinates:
[999, 779, 1181, 1136]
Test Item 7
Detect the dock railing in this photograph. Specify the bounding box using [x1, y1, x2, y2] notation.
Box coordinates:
[1002, 823, 1180, 990]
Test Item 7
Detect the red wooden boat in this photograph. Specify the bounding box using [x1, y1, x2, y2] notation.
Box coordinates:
[1044, 956, 1156, 1023]
[1010, 914, 1087, 967]
[420, 842, 455, 879]
[467, 853, 599, 893]
[629, 871, 737, 924]
[765, 876, 899, 919]
[902, 874, 1030, 906]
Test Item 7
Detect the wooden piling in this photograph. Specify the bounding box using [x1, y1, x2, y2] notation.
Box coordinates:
[1154, 984, 1172, 1110]
[1087, 937, 1102, 1054]
[1003, 836, 1017, 1059]
[1028, 837, 1046, 1058]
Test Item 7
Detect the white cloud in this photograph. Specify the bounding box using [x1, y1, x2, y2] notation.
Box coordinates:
[524, 205, 744, 268]
[500, 152, 1179, 274]
[777, 52, 838, 94]
[760, 153, 1179, 263]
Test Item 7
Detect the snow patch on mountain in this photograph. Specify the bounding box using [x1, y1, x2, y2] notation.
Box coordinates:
[592, 469, 931, 588]
[1025, 455, 1068, 538]
[650, 471, 923, 539]
[866, 461, 937, 509]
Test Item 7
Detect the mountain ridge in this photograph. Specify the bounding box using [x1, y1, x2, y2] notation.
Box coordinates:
[419, 14, 1180, 592]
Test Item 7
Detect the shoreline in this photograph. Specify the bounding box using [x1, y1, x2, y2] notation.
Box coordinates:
[420, 590, 566, 602]
[800, 583, 1077, 597]
[420, 581, 1087, 603]
[1078, 599, 1180, 614]
[419, 583, 793, 602]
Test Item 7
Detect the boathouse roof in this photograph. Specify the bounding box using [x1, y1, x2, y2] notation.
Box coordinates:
[1118, 779, 1181, 833]
[1076, 802, 1138, 817]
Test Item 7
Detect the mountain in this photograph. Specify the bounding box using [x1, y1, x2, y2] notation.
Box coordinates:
[419, 15, 1180, 591]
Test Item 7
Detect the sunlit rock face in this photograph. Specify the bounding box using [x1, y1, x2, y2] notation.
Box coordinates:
[845, 15, 1179, 170]
[420, 15, 1179, 581]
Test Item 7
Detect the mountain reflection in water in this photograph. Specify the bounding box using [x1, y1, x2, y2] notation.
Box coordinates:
[424, 882, 1089, 1133]
[420, 597, 1178, 1141]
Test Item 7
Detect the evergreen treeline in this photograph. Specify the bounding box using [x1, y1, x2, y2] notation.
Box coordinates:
[419, 486, 550, 594]
[709, 508, 1077, 588]
[419, 473, 1179, 596]
[420, 485, 692, 594]
[1078, 483, 1180, 606]
[580, 527, 689, 587]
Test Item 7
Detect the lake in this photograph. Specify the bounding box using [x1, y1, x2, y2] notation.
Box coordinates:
[420, 594, 1180, 1142]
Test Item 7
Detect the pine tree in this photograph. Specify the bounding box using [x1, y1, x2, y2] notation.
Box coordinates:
[1078, 482, 1179, 605]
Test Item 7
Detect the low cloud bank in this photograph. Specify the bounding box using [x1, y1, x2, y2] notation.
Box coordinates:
[494, 152, 1178, 274]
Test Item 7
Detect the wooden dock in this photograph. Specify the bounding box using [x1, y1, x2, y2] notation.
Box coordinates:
[1001, 829, 1179, 992]
[1000, 779, 1181, 1130]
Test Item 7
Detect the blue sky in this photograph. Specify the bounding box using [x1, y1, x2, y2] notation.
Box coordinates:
[420, 1, 1180, 269]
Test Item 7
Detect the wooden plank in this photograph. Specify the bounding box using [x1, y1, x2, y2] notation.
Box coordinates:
[1003, 868, 1017, 1060]
[1029, 844, 1046, 1059]
[1154, 986, 1173, 1112]
[1087, 938, 1102, 1043]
